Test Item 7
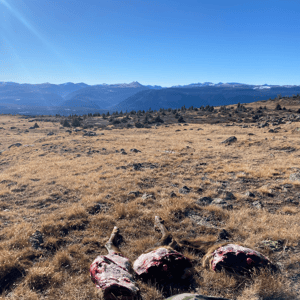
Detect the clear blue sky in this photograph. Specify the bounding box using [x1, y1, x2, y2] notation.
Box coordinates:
[1, 0, 300, 86]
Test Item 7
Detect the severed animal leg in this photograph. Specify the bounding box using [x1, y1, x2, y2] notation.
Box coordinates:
[154, 216, 179, 249]
[105, 226, 121, 254]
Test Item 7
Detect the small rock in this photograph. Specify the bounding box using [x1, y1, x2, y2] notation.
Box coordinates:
[285, 198, 299, 205]
[211, 198, 233, 209]
[65, 130, 72, 134]
[130, 148, 141, 153]
[142, 193, 155, 200]
[170, 191, 177, 198]
[221, 136, 237, 145]
[197, 128, 203, 130]
[195, 187, 203, 193]
[196, 197, 213, 206]
[211, 198, 226, 205]
[179, 186, 191, 194]
[133, 163, 142, 171]
[245, 191, 255, 198]
[29, 231, 43, 249]
[121, 151, 127, 155]
[47, 132, 55, 136]
[83, 131, 96, 136]
[87, 203, 107, 215]
[218, 229, 229, 240]
[224, 191, 235, 200]
[252, 200, 263, 209]
[128, 191, 140, 198]
[8, 143, 22, 149]
[290, 173, 300, 181]
[261, 240, 284, 251]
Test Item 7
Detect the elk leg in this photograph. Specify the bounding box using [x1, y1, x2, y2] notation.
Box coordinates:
[105, 226, 121, 254]
[154, 216, 179, 249]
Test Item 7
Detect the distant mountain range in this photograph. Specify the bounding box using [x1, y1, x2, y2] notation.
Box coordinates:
[0, 81, 299, 116]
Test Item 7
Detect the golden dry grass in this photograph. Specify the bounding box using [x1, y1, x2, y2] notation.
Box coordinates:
[0, 98, 300, 299]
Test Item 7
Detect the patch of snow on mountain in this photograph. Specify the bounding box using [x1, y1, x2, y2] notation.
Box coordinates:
[253, 86, 271, 89]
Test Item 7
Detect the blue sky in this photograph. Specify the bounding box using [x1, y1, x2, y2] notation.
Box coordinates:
[0, 0, 300, 86]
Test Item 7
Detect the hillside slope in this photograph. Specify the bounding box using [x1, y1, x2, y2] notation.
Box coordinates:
[112, 86, 300, 111]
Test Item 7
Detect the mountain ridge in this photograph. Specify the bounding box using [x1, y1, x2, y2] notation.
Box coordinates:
[0, 81, 300, 115]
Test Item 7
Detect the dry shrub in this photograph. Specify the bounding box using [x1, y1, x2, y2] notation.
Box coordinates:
[53, 250, 72, 271]
[138, 281, 164, 300]
[197, 269, 237, 298]
[114, 203, 127, 219]
[66, 205, 88, 220]
[0, 251, 25, 294]
[25, 265, 60, 291]
[237, 270, 296, 300]
[281, 206, 299, 215]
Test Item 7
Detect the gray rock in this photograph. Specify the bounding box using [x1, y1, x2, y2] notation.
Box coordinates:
[8, 143, 22, 149]
[224, 191, 235, 200]
[245, 191, 255, 198]
[196, 197, 213, 206]
[29, 230, 43, 249]
[252, 200, 263, 209]
[290, 173, 300, 181]
[83, 131, 96, 136]
[130, 148, 141, 153]
[47, 132, 55, 136]
[211, 198, 233, 210]
[221, 136, 237, 144]
[218, 229, 229, 240]
[196, 187, 203, 193]
[170, 191, 177, 198]
[179, 186, 191, 194]
[128, 191, 140, 198]
[142, 193, 155, 200]
[87, 203, 109, 215]
[211, 198, 226, 205]
[133, 163, 142, 170]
